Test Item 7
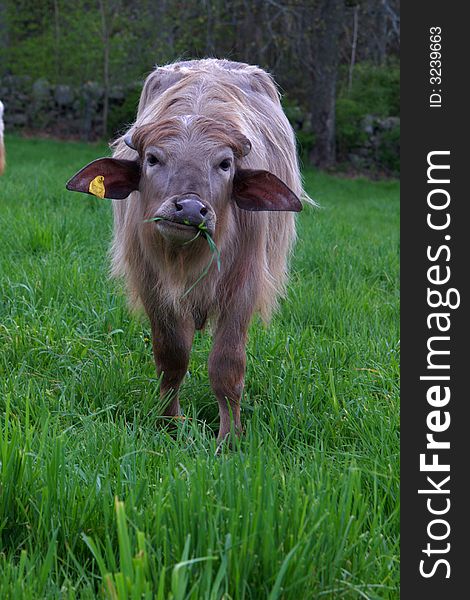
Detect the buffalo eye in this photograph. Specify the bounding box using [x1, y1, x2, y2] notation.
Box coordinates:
[146, 153, 160, 166]
[219, 159, 231, 172]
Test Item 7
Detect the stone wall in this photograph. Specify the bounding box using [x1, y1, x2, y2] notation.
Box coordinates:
[0, 75, 141, 141]
[1, 75, 399, 174]
[348, 115, 400, 174]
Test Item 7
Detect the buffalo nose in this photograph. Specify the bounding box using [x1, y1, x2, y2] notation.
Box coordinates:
[174, 196, 208, 226]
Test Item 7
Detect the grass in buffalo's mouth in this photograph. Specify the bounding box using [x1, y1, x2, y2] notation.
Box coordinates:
[143, 216, 164, 223]
[181, 224, 220, 298]
[143, 217, 220, 298]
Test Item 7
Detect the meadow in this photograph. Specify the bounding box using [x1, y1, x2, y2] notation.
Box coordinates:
[0, 136, 399, 599]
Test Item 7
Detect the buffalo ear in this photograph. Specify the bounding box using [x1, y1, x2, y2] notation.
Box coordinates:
[233, 169, 302, 212]
[66, 158, 140, 199]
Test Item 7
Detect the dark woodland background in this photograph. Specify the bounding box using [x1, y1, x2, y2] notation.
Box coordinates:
[0, 0, 400, 174]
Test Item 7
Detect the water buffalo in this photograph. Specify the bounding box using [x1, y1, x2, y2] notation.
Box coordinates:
[67, 59, 305, 442]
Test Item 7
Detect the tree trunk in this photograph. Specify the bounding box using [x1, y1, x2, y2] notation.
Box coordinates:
[348, 4, 359, 94]
[53, 0, 61, 81]
[102, 33, 109, 138]
[362, 0, 388, 65]
[99, 0, 118, 139]
[375, 0, 388, 64]
[0, 1, 8, 72]
[308, 0, 345, 168]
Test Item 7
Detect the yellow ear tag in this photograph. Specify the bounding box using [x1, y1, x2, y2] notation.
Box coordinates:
[89, 175, 105, 198]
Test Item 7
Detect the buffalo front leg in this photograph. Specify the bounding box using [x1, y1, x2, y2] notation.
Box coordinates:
[208, 317, 249, 442]
[149, 315, 195, 417]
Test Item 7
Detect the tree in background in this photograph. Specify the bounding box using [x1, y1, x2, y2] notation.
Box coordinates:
[282, 0, 346, 168]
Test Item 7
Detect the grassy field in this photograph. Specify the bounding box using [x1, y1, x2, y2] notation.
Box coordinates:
[0, 136, 399, 599]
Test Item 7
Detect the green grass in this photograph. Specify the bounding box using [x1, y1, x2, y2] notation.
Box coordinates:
[0, 136, 399, 599]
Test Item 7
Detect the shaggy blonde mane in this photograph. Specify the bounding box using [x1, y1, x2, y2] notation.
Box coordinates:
[111, 59, 304, 322]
